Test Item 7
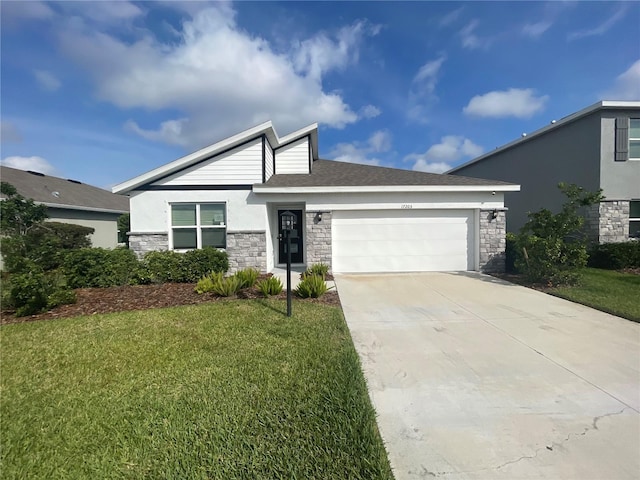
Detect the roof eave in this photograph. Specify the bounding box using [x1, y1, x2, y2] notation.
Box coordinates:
[447, 100, 640, 174]
[41, 202, 128, 214]
[253, 184, 521, 194]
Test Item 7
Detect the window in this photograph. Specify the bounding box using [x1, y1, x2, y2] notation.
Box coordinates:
[630, 119, 640, 160]
[171, 203, 226, 249]
[630, 201, 640, 239]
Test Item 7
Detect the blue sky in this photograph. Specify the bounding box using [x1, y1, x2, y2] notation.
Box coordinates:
[1, 1, 639, 189]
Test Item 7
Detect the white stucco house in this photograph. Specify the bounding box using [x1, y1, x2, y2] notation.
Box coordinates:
[113, 122, 519, 273]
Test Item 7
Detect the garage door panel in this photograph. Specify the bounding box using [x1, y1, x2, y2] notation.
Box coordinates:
[332, 209, 474, 273]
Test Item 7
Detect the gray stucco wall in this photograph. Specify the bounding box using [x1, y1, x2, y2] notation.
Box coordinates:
[599, 110, 640, 201]
[47, 207, 122, 249]
[451, 113, 602, 233]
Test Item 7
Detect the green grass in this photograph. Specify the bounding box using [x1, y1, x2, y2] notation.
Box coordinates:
[550, 268, 640, 322]
[1, 300, 393, 479]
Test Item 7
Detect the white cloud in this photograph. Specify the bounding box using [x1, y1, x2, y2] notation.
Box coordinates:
[408, 56, 445, 122]
[293, 20, 380, 82]
[463, 88, 549, 119]
[359, 104, 381, 119]
[459, 20, 492, 50]
[412, 56, 445, 97]
[56, 1, 144, 27]
[0, 1, 54, 24]
[522, 21, 552, 38]
[601, 59, 640, 101]
[440, 7, 464, 27]
[329, 130, 392, 166]
[411, 161, 452, 174]
[406, 136, 483, 173]
[568, 5, 627, 40]
[33, 70, 61, 92]
[58, 5, 374, 149]
[0, 122, 22, 143]
[124, 118, 190, 147]
[1, 156, 56, 175]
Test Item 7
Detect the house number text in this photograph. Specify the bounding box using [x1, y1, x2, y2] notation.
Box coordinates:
[401, 204, 413, 209]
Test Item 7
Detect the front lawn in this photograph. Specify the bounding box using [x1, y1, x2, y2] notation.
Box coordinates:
[1, 301, 393, 479]
[550, 268, 640, 322]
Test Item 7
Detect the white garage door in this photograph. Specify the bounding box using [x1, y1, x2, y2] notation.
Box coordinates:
[332, 209, 474, 273]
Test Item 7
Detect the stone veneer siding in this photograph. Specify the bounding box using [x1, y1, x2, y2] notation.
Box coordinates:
[225, 231, 267, 273]
[305, 211, 332, 268]
[129, 233, 169, 259]
[597, 201, 630, 244]
[479, 210, 506, 273]
[128, 231, 266, 273]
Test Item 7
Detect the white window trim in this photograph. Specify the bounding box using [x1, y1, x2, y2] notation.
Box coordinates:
[169, 202, 227, 250]
[630, 118, 640, 161]
[630, 200, 640, 238]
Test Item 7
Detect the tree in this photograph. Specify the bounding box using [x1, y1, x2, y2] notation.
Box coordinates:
[515, 183, 604, 285]
[117, 213, 130, 246]
[0, 182, 48, 236]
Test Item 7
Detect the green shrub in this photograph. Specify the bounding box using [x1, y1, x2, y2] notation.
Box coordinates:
[104, 248, 141, 286]
[234, 267, 259, 288]
[63, 248, 112, 288]
[516, 235, 587, 285]
[256, 276, 283, 296]
[8, 272, 49, 316]
[194, 271, 224, 294]
[47, 288, 77, 309]
[211, 275, 242, 297]
[295, 274, 330, 298]
[142, 250, 186, 283]
[181, 247, 229, 282]
[514, 183, 603, 285]
[505, 232, 518, 273]
[1, 222, 94, 274]
[5, 270, 75, 317]
[142, 248, 228, 284]
[588, 242, 640, 270]
[303, 263, 330, 279]
[63, 248, 142, 288]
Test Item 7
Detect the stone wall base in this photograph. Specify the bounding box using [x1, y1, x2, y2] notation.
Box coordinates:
[598, 201, 630, 243]
[129, 233, 169, 259]
[305, 211, 332, 268]
[479, 210, 506, 273]
[226, 231, 267, 273]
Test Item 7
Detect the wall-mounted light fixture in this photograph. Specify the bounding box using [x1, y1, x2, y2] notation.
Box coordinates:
[315, 211, 328, 223]
[490, 209, 499, 220]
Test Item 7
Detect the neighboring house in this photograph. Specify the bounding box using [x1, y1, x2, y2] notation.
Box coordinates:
[0, 166, 129, 248]
[448, 101, 640, 243]
[112, 122, 519, 274]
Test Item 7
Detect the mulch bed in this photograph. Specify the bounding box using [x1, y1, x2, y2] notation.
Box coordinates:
[1, 282, 341, 326]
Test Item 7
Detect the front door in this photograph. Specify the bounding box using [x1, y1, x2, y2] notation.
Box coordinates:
[278, 209, 304, 264]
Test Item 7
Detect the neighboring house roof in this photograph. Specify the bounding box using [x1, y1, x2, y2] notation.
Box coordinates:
[447, 100, 640, 174]
[0, 166, 129, 214]
[254, 159, 519, 193]
[112, 121, 318, 194]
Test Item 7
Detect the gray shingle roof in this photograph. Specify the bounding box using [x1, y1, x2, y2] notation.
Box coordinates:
[0, 166, 129, 213]
[262, 159, 515, 187]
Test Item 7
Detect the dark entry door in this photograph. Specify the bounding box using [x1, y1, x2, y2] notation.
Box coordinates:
[278, 209, 304, 264]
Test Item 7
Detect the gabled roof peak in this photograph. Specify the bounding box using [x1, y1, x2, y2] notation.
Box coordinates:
[113, 121, 318, 194]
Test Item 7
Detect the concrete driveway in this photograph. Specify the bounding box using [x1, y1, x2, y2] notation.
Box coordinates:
[335, 272, 640, 480]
